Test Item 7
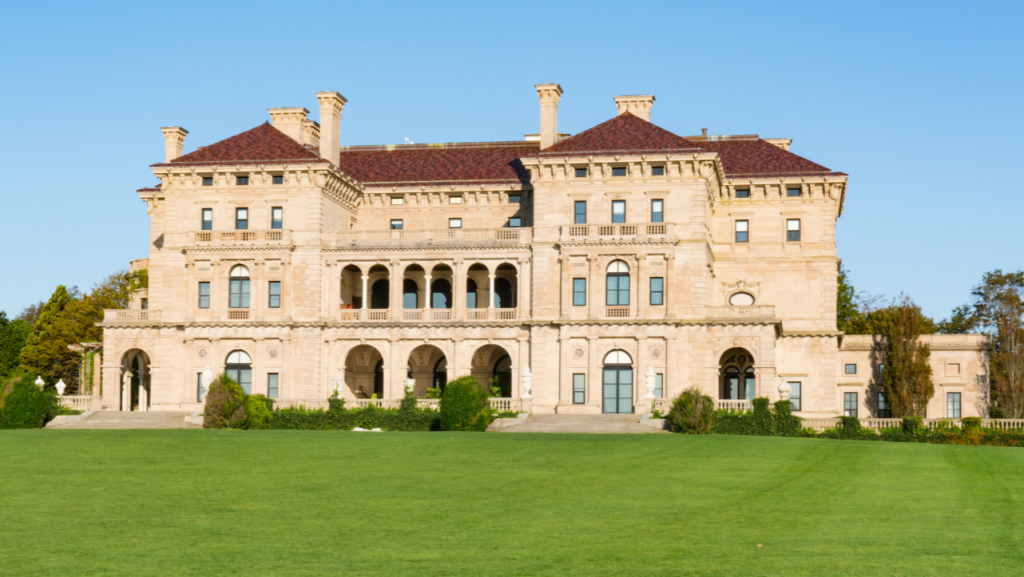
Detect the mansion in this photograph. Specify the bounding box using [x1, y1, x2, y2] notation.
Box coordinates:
[100, 85, 987, 418]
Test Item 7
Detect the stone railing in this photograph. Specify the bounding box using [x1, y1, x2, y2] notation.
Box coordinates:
[561, 223, 673, 242]
[273, 399, 331, 410]
[103, 309, 161, 323]
[327, 228, 532, 247]
[707, 306, 776, 321]
[802, 417, 1024, 433]
[57, 395, 98, 411]
[337, 308, 519, 322]
[274, 397, 523, 412]
[716, 399, 753, 411]
[189, 230, 291, 246]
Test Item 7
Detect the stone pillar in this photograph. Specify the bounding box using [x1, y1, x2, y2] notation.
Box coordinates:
[424, 275, 432, 311]
[185, 260, 195, 322]
[636, 256, 647, 319]
[665, 254, 676, 319]
[588, 256, 599, 319]
[254, 258, 265, 321]
[559, 256, 570, 319]
[518, 337, 530, 398]
[487, 274, 496, 314]
[210, 260, 222, 321]
[518, 258, 531, 320]
[121, 370, 132, 412]
[453, 259, 465, 321]
[665, 336, 675, 398]
[281, 258, 292, 322]
[588, 337, 601, 409]
[389, 340, 403, 399]
[360, 275, 369, 311]
[390, 260, 402, 320]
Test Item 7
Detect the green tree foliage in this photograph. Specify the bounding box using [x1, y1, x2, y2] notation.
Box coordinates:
[837, 264, 936, 335]
[845, 307, 938, 336]
[836, 262, 859, 333]
[203, 373, 247, 428]
[0, 312, 31, 379]
[19, 286, 80, 389]
[439, 376, 490, 431]
[666, 386, 715, 434]
[0, 371, 55, 429]
[243, 394, 274, 429]
[880, 295, 935, 417]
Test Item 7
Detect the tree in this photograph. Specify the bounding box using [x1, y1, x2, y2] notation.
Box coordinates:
[16, 301, 45, 328]
[836, 263, 936, 336]
[880, 294, 935, 417]
[19, 286, 81, 389]
[0, 312, 32, 379]
[836, 262, 859, 333]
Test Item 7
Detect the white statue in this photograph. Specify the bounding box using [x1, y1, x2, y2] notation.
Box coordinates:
[521, 366, 533, 398]
[644, 366, 656, 399]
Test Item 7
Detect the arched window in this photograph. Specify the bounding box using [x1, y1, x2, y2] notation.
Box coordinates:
[719, 349, 755, 400]
[729, 292, 755, 306]
[371, 279, 390, 309]
[374, 359, 384, 397]
[602, 349, 633, 414]
[403, 279, 419, 309]
[466, 279, 478, 308]
[493, 355, 512, 397]
[431, 278, 452, 309]
[225, 350, 253, 394]
[606, 260, 630, 306]
[494, 278, 514, 308]
[229, 265, 250, 308]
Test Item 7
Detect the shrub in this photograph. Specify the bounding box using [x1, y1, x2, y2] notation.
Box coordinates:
[961, 416, 983, 432]
[439, 376, 490, 431]
[203, 373, 247, 429]
[667, 386, 715, 434]
[752, 397, 774, 436]
[0, 371, 55, 429]
[244, 394, 273, 429]
[773, 400, 802, 437]
[902, 415, 924, 434]
[328, 391, 345, 412]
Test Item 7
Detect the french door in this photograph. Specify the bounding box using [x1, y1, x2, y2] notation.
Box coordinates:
[602, 365, 633, 414]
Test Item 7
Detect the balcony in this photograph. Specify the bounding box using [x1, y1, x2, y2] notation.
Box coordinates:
[103, 309, 161, 323]
[337, 308, 519, 322]
[707, 305, 775, 321]
[188, 230, 292, 246]
[326, 227, 532, 247]
[561, 223, 673, 242]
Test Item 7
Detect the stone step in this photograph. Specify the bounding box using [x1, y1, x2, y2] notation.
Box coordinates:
[496, 413, 667, 434]
[47, 411, 201, 430]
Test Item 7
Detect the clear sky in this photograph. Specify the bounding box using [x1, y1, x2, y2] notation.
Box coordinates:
[1, 0, 1021, 320]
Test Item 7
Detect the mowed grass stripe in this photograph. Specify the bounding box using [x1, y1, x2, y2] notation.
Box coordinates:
[1, 431, 1022, 576]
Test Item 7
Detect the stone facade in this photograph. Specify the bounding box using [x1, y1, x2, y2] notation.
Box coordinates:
[100, 85, 988, 418]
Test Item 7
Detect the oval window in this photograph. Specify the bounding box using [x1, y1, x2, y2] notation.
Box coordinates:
[729, 292, 755, 306]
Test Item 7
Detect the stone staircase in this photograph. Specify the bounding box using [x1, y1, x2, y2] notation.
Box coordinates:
[494, 413, 668, 434]
[47, 411, 201, 430]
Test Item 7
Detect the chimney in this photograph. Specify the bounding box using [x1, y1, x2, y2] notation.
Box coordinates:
[702, 128, 708, 136]
[160, 126, 188, 162]
[268, 107, 311, 145]
[613, 95, 655, 122]
[315, 91, 347, 163]
[535, 83, 563, 149]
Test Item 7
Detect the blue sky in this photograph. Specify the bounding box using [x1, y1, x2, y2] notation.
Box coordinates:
[1, 0, 1021, 320]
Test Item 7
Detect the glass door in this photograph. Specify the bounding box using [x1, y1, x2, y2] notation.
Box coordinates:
[602, 366, 634, 414]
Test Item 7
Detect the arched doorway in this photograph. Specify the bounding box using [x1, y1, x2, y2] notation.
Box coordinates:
[720, 348, 756, 400]
[407, 344, 447, 397]
[225, 350, 253, 394]
[120, 349, 151, 412]
[343, 345, 385, 398]
[469, 344, 515, 397]
[602, 349, 633, 414]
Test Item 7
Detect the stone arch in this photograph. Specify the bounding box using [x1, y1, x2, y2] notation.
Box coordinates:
[469, 343, 516, 396]
[719, 347, 756, 400]
[343, 344, 386, 398]
[119, 349, 152, 412]
[406, 344, 448, 397]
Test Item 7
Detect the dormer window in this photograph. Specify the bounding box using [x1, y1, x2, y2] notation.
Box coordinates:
[575, 168, 587, 178]
[236, 176, 249, 185]
[272, 175, 284, 185]
[202, 177, 213, 186]
[611, 166, 627, 177]
[651, 165, 665, 176]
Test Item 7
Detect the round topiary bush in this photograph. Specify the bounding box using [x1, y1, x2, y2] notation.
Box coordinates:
[244, 394, 273, 429]
[0, 372, 54, 429]
[667, 386, 715, 434]
[439, 376, 490, 431]
[203, 373, 247, 429]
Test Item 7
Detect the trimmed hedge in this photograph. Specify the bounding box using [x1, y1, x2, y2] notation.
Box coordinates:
[711, 398, 804, 437]
[439, 376, 490, 432]
[266, 391, 439, 431]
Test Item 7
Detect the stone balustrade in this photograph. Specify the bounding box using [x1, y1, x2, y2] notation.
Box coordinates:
[57, 395, 98, 411]
[327, 227, 532, 247]
[561, 223, 673, 242]
[338, 308, 519, 322]
[273, 397, 522, 412]
[189, 230, 291, 246]
[103, 309, 161, 323]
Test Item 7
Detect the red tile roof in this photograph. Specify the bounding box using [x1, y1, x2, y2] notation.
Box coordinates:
[336, 142, 535, 188]
[536, 111, 704, 156]
[154, 122, 325, 166]
[700, 139, 845, 178]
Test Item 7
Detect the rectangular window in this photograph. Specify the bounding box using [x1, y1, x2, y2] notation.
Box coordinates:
[947, 392, 962, 419]
[877, 392, 892, 418]
[390, 219, 403, 230]
[789, 382, 802, 411]
[574, 201, 587, 224]
[611, 166, 627, 177]
[508, 217, 522, 228]
[845, 363, 857, 375]
[268, 373, 279, 400]
[606, 273, 630, 306]
[575, 167, 587, 178]
[236, 176, 249, 185]
[735, 188, 750, 199]
[268, 281, 281, 308]
[201, 208, 213, 231]
[654, 374, 663, 399]
[573, 278, 587, 306]
[235, 208, 248, 230]
[271, 207, 283, 230]
[197, 373, 205, 402]
[651, 199, 664, 223]
[879, 364, 885, 375]
[735, 220, 749, 243]
[202, 177, 213, 186]
[229, 278, 250, 308]
[649, 277, 664, 306]
[651, 165, 665, 176]
[272, 175, 284, 185]
[449, 218, 462, 229]
[198, 282, 210, 309]
[509, 194, 522, 203]
[611, 200, 626, 223]
[573, 374, 586, 404]
[140, 298, 148, 310]
[390, 197, 404, 205]
[787, 219, 801, 242]
[844, 392, 858, 417]
[449, 196, 463, 204]
[787, 187, 802, 197]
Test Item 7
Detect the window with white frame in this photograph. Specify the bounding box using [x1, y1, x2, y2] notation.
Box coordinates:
[651, 199, 664, 223]
[789, 382, 802, 411]
[787, 219, 801, 242]
[573, 374, 586, 404]
[947, 392, 962, 418]
[735, 220, 749, 242]
[449, 218, 462, 229]
[844, 392, 858, 417]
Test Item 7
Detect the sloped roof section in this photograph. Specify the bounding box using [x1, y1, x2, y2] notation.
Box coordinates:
[536, 111, 705, 156]
[701, 139, 845, 178]
[155, 122, 324, 166]
[336, 142, 535, 188]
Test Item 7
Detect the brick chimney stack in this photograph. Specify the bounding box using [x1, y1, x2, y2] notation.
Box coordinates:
[535, 83, 563, 149]
[160, 126, 188, 162]
[315, 91, 347, 163]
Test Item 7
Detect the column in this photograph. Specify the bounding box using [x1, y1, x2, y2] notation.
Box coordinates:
[390, 260, 402, 320]
[281, 334, 291, 398]
[636, 337, 647, 408]
[389, 339, 402, 398]
[588, 256, 599, 319]
[121, 370, 132, 412]
[636, 255, 647, 320]
[282, 259, 292, 321]
[518, 258, 531, 320]
[631, 254, 640, 319]
[559, 256, 570, 319]
[210, 260, 221, 321]
[665, 336, 675, 398]
[360, 275, 369, 310]
[488, 273, 496, 317]
[424, 275, 432, 311]
[185, 260, 195, 322]
[517, 337, 530, 397]
[588, 337, 600, 409]
[665, 254, 676, 319]
[453, 259, 465, 320]
[254, 259, 265, 321]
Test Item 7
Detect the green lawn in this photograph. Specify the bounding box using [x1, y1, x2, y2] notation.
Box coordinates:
[1, 432, 1023, 576]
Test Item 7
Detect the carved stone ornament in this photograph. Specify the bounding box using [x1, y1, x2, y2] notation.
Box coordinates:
[721, 279, 761, 297]
[573, 347, 586, 360]
[267, 347, 279, 359]
[197, 348, 208, 360]
[649, 346, 664, 360]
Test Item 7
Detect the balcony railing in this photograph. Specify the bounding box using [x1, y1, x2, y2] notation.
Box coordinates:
[708, 305, 776, 321]
[275, 398, 523, 412]
[338, 308, 519, 322]
[561, 223, 673, 242]
[603, 306, 633, 319]
[189, 230, 291, 246]
[57, 395, 98, 411]
[327, 227, 532, 247]
[103, 310, 161, 322]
